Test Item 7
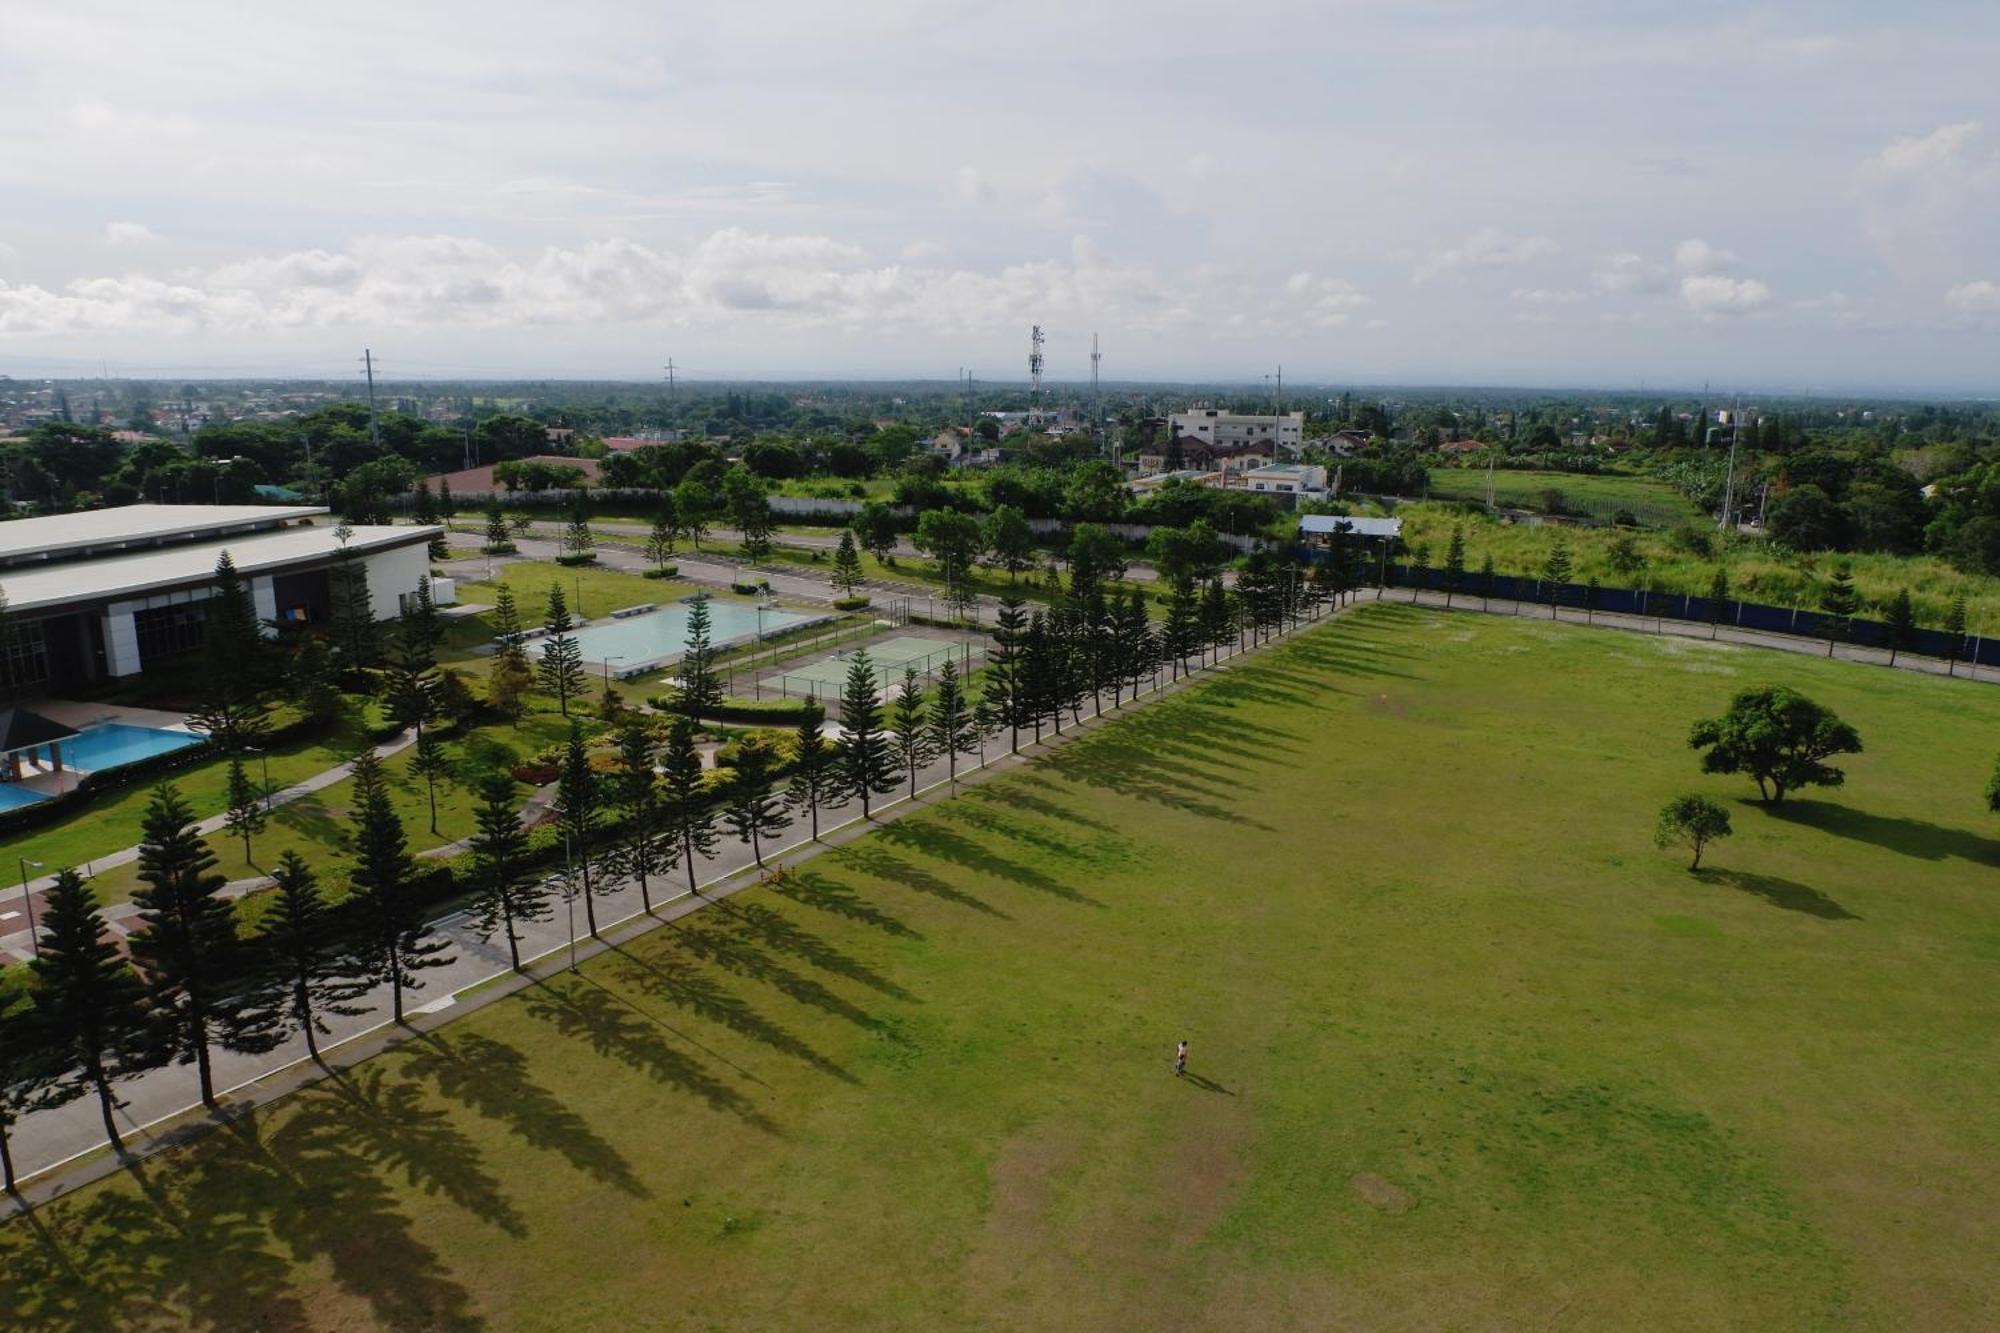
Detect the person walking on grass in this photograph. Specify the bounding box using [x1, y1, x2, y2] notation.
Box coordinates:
[1175, 1040, 1188, 1077]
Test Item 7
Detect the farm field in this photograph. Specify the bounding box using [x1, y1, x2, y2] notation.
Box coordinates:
[4, 605, 1995, 1330]
[1424, 466, 1701, 526]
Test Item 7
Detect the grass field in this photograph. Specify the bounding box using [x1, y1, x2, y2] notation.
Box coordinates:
[4, 605, 1996, 1329]
[1426, 467, 1702, 526]
[1393, 502, 2000, 630]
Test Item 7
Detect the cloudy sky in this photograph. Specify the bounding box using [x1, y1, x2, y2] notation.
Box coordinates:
[2, 1, 1998, 391]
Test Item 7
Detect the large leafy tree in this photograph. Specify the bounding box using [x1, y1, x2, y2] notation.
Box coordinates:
[837, 650, 901, 818]
[346, 750, 453, 1024]
[1688, 686, 1863, 805]
[722, 463, 773, 561]
[537, 584, 586, 717]
[722, 735, 792, 865]
[261, 851, 368, 1065]
[661, 715, 719, 896]
[982, 504, 1037, 582]
[129, 784, 279, 1106]
[784, 705, 839, 838]
[467, 775, 551, 972]
[913, 509, 983, 620]
[645, 498, 679, 573]
[31, 870, 161, 1154]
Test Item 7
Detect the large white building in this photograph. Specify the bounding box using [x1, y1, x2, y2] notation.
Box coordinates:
[1168, 408, 1305, 454]
[0, 504, 439, 686]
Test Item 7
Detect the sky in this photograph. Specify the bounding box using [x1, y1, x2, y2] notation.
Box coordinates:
[2, 1, 1999, 392]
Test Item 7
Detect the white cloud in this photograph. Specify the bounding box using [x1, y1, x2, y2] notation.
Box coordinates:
[1412, 227, 1557, 284]
[1680, 274, 1771, 316]
[104, 221, 164, 247]
[1591, 252, 1669, 295]
[1673, 238, 1737, 275]
[1944, 279, 2000, 313]
[1859, 122, 1983, 180]
[1283, 271, 1372, 326]
[900, 239, 946, 261]
[1511, 287, 1585, 304]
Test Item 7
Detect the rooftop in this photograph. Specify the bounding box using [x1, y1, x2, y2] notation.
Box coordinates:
[0, 523, 435, 615]
[0, 503, 324, 565]
[1299, 514, 1403, 539]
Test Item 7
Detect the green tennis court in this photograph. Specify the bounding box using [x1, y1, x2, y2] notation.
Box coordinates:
[763, 634, 984, 692]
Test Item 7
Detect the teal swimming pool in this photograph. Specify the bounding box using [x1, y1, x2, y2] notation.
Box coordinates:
[535, 602, 819, 669]
[66, 722, 204, 771]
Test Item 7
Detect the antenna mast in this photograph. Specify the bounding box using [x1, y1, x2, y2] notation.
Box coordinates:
[1718, 395, 1742, 533]
[361, 348, 381, 449]
[1090, 333, 1102, 456]
[1028, 325, 1045, 425]
[663, 358, 677, 400]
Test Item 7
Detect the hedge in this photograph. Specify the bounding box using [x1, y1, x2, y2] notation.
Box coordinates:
[647, 696, 822, 725]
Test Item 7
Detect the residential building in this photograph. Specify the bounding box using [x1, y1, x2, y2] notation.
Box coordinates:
[1167, 408, 1305, 455]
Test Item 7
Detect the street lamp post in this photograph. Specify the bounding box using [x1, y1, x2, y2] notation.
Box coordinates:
[17, 858, 44, 958]
[247, 745, 273, 811]
[603, 655, 625, 688]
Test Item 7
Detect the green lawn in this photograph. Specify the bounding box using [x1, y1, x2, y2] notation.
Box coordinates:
[6, 606, 1996, 1329]
[1426, 467, 1702, 526]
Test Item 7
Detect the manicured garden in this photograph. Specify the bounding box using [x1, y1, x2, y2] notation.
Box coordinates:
[4, 604, 1994, 1328]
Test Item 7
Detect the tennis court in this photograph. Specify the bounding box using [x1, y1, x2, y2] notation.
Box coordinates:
[757, 633, 985, 700]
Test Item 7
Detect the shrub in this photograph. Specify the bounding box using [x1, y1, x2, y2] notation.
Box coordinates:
[510, 762, 560, 785]
[642, 565, 680, 580]
[832, 595, 872, 610]
[556, 552, 598, 567]
[480, 542, 518, 555]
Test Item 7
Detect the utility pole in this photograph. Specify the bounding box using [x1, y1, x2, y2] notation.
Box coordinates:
[1717, 396, 1741, 533]
[1028, 325, 1045, 425]
[361, 348, 381, 450]
[663, 358, 677, 400]
[1090, 333, 1103, 458]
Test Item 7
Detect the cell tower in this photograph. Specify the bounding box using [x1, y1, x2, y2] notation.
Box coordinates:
[1090, 332, 1103, 456]
[1028, 324, 1045, 423]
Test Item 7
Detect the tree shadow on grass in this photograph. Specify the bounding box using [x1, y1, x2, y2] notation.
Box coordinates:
[666, 918, 907, 1045]
[608, 943, 859, 1085]
[840, 843, 1012, 919]
[1045, 744, 1269, 829]
[401, 1032, 649, 1198]
[874, 819, 1104, 907]
[522, 977, 779, 1134]
[769, 868, 922, 939]
[716, 900, 918, 999]
[1766, 800, 2000, 868]
[946, 799, 1139, 871]
[1695, 867, 1859, 921]
[965, 778, 1118, 834]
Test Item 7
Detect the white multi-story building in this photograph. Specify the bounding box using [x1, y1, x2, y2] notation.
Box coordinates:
[1168, 408, 1305, 454]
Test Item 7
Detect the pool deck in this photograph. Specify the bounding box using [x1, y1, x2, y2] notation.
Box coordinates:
[0, 701, 202, 800]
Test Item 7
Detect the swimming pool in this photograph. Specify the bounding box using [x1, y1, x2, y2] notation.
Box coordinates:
[64, 722, 205, 772]
[535, 602, 819, 669]
[0, 785, 50, 811]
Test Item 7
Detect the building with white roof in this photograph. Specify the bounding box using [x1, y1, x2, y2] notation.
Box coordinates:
[0, 504, 439, 687]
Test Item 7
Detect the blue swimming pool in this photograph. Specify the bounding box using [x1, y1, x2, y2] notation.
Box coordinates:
[0, 784, 50, 811]
[536, 602, 819, 669]
[65, 723, 205, 772]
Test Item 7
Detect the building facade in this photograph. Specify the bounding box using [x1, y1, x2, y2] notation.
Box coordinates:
[1167, 409, 1305, 454]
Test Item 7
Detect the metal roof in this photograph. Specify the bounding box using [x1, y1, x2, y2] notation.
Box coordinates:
[1299, 514, 1403, 538]
[0, 706, 80, 755]
[0, 523, 436, 615]
[0, 503, 326, 564]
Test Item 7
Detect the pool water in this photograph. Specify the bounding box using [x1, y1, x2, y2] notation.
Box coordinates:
[64, 722, 204, 772]
[537, 603, 816, 668]
[0, 785, 50, 811]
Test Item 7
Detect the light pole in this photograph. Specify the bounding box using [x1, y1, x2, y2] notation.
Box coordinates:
[246, 745, 273, 811]
[603, 655, 624, 688]
[17, 858, 44, 958]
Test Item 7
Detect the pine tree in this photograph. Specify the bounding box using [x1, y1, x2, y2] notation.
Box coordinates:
[290, 633, 344, 727]
[31, 869, 160, 1153]
[1541, 536, 1572, 617]
[676, 595, 724, 726]
[1943, 592, 1968, 677]
[832, 529, 865, 598]
[836, 650, 900, 818]
[563, 503, 595, 559]
[436, 477, 456, 519]
[645, 500, 679, 573]
[986, 595, 1029, 753]
[483, 497, 513, 552]
[409, 728, 453, 835]
[554, 719, 607, 936]
[346, 750, 453, 1024]
[1116, 586, 1155, 700]
[262, 851, 368, 1065]
[383, 589, 441, 734]
[1200, 576, 1234, 664]
[1819, 564, 1860, 657]
[222, 754, 266, 861]
[466, 775, 551, 972]
[1443, 525, 1466, 608]
[1884, 587, 1916, 666]
[411, 478, 438, 525]
[611, 720, 673, 913]
[1707, 565, 1731, 639]
[1021, 612, 1053, 743]
[537, 584, 585, 716]
[327, 527, 379, 672]
[487, 585, 533, 720]
[661, 715, 719, 895]
[129, 784, 279, 1106]
[785, 706, 839, 837]
[190, 551, 268, 752]
[722, 735, 792, 865]
[926, 658, 980, 785]
[890, 666, 932, 799]
[0, 987, 75, 1192]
